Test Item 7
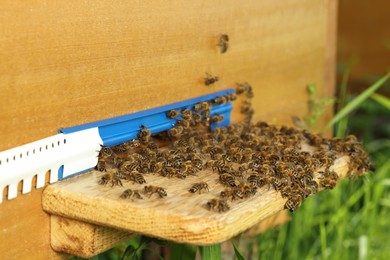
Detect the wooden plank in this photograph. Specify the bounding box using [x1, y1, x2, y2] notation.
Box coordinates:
[0, 0, 330, 151]
[0, 1, 335, 258]
[51, 215, 135, 258]
[42, 156, 349, 245]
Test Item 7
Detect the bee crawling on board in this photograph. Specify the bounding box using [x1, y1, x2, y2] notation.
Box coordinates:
[166, 109, 180, 119]
[127, 170, 146, 184]
[181, 109, 193, 120]
[204, 73, 219, 86]
[144, 185, 167, 198]
[98, 171, 123, 187]
[214, 96, 228, 105]
[206, 199, 230, 213]
[167, 126, 183, 138]
[189, 182, 209, 194]
[220, 187, 243, 201]
[285, 193, 303, 212]
[138, 125, 152, 143]
[219, 173, 237, 187]
[120, 189, 143, 200]
[217, 34, 229, 54]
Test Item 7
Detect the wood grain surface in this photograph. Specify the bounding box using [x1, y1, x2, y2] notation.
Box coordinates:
[0, 0, 336, 258]
[42, 156, 349, 246]
[0, 0, 332, 152]
[51, 215, 135, 258]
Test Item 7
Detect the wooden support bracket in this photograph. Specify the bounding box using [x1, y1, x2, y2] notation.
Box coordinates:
[51, 215, 135, 258]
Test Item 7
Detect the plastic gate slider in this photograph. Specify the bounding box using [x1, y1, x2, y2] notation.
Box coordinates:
[0, 89, 234, 203]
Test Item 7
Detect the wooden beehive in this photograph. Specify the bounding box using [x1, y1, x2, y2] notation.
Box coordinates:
[0, 1, 337, 259]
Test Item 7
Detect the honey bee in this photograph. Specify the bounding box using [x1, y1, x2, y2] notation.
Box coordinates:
[98, 171, 123, 187]
[166, 109, 180, 119]
[219, 173, 237, 187]
[189, 182, 209, 194]
[280, 186, 293, 198]
[167, 126, 183, 138]
[210, 114, 224, 124]
[192, 113, 202, 124]
[319, 178, 337, 190]
[149, 161, 163, 173]
[192, 158, 205, 171]
[240, 100, 252, 114]
[96, 158, 107, 172]
[226, 93, 237, 101]
[127, 171, 146, 184]
[193, 103, 202, 111]
[120, 189, 143, 200]
[175, 170, 187, 179]
[120, 161, 141, 173]
[181, 109, 192, 120]
[181, 161, 199, 176]
[206, 199, 230, 213]
[127, 139, 141, 148]
[345, 134, 358, 143]
[160, 166, 177, 178]
[217, 34, 229, 54]
[214, 96, 228, 105]
[240, 183, 257, 198]
[200, 101, 211, 111]
[112, 143, 130, 153]
[177, 119, 191, 128]
[147, 142, 159, 151]
[144, 185, 167, 198]
[220, 187, 243, 200]
[247, 174, 260, 187]
[138, 126, 151, 143]
[204, 73, 219, 86]
[98, 145, 113, 158]
[236, 82, 253, 97]
[285, 194, 303, 212]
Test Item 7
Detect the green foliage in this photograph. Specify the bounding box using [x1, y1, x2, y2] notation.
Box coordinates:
[303, 84, 335, 128]
[231, 241, 245, 260]
[370, 93, 390, 110]
[324, 71, 390, 131]
[199, 244, 222, 260]
[169, 242, 197, 260]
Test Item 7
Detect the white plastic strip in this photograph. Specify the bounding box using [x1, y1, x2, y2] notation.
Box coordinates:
[0, 128, 102, 203]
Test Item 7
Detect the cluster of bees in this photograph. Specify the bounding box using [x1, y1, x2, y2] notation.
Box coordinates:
[96, 83, 372, 213]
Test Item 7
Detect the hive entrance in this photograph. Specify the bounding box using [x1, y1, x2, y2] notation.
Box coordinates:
[43, 88, 371, 245]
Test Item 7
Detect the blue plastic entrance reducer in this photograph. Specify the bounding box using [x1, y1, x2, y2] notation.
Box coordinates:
[60, 88, 235, 147]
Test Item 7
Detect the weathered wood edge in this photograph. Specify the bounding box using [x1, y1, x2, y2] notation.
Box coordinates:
[42, 156, 349, 245]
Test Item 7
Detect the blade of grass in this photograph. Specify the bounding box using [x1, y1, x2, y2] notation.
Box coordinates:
[337, 64, 351, 112]
[335, 66, 350, 138]
[231, 241, 245, 260]
[370, 93, 390, 110]
[320, 218, 327, 260]
[170, 243, 197, 260]
[274, 223, 288, 260]
[199, 244, 221, 260]
[323, 71, 390, 131]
